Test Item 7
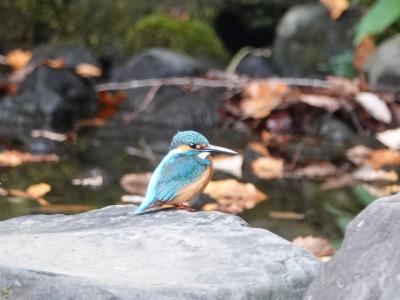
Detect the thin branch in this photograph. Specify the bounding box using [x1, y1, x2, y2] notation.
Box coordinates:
[122, 84, 161, 124]
[95, 76, 332, 93]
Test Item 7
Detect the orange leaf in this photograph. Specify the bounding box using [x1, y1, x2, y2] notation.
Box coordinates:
[26, 183, 51, 199]
[353, 36, 376, 71]
[0, 150, 59, 167]
[320, 0, 349, 20]
[43, 58, 65, 69]
[75, 63, 102, 77]
[6, 49, 32, 70]
[367, 149, 400, 169]
[240, 81, 289, 119]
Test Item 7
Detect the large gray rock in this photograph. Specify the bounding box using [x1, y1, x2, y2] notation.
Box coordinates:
[273, 3, 361, 77]
[306, 193, 400, 300]
[365, 34, 400, 89]
[0, 205, 320, 300]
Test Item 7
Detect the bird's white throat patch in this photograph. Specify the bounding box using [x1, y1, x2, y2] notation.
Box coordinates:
[198, 152, 210, 159]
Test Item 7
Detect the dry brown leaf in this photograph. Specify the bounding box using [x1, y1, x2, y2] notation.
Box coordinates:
[213, 155, 243, 178]
[120, 172, 152, 195]
[346, 145, 373, 165]
[26, 183, 51, 199]
[43, 58, 65, 69]
[293, 236, 336, 259]
[204, 179, 268, 214]
[292, 162, 338, 178]
[376, 128, 400, 150]
[352, 166, 398, 182]
[0, 150, 59, 167]
[355, 92, 391, 124]
[239, 80, 289, 119]
[322, 173, 354, 189]
[248, 142, 270, 156]
[327, 76, 360, 95]
[75, 63, 102, 77]
[268, 211, 305, 220]
[320, 0, 349, 19]
[353, 36, 376, 71]
[32, 204, 93, 214]
[5, 49, 32, 70]
[361, 184, 400, 198]
[367, 149, 400, 169]
[299, 94, 341, 112]
[251, 156, 284, 179]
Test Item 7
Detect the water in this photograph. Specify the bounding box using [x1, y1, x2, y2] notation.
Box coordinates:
[0, 126, 361, 242]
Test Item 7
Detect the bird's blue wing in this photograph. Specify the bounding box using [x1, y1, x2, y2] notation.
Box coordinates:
[156, 154, 209, 202]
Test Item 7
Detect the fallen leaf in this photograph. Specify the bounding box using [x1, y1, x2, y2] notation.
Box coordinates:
[322, 173, 354, 189]
[355, 92, 391, 124]
[299, 94, 341, 112]
[75, 63, 102, 77]
[213, 155, 243, 177]
[352, 166, 398, 182]
[43, 58, 65, 69]
[239, 80, 289, 119]
[5, 49, 32, 69]
[121, 195, 144, 204]
[248, 142, 270, 156]
[346, 145, 373, 165]
[327, 76, 360, 95]
[376, 128, 400, 150]
[120, 172, 152, 195]
[251, 156, 284, 179]
[367, 149, 400, 169]
[0, 150, 59, 167]
[32, 204, 93, 214]
[71, 175, 103, 187]
[290, 162, 338, 178]
[353, 36, 376, 71]
[268, 211, 305, 220]
[320, 0, 349, 19]
[26, 183, 51, 199]
[204, 179, 268, 214]
[293, 236, 336, 259]
[359, 184, 400, 198]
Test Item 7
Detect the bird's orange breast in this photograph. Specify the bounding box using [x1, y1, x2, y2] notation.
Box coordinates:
[170, 164, 213, 205]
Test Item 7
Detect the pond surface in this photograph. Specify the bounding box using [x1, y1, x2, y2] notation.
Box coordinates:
[0, 126, 364, 243]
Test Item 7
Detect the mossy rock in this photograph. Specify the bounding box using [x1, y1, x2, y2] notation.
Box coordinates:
[126, 14, 229, 63]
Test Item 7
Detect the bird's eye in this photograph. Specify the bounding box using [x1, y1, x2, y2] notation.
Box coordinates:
[189, 143, 196, 148]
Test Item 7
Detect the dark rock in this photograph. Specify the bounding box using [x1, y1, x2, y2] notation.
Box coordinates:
[273, 3, 362, 77]
[235, 52, 275, 78]
[0, 205, 321, 300]
[111, 48, 205, 81]
[365, 34, 400, 89]
[305, 193, 400, 300]
[0, 65, 97, 136]
[30, 45, 100, 68]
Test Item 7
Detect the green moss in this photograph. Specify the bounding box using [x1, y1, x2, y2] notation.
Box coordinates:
[1, 287, 10, 300]
[126, 14, 229, 62]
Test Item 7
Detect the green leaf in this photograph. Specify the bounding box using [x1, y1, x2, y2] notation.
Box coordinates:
[353, 185, 376, 206]
[355, 0, 400, 44]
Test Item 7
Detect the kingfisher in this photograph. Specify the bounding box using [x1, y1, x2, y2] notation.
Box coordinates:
[134, 130, 237, 214]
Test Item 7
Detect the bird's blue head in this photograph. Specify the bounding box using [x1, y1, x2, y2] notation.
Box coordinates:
[170, 130, 237, 155]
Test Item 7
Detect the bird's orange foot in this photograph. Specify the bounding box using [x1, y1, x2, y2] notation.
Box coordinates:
[174, 204, 196, 212]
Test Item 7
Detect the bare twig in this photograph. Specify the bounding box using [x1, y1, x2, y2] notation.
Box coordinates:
[122, 84, 161, 124]
[95, 76, 331, 93]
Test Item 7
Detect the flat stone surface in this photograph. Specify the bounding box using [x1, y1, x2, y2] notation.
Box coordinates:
[0, 205, 320, 299]
[306, 193, 400, 300]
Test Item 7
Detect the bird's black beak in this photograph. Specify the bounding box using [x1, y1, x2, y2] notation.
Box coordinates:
[202, 144, 237, 155]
